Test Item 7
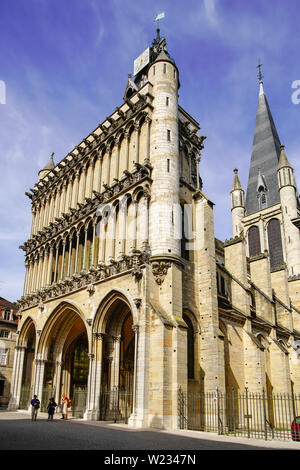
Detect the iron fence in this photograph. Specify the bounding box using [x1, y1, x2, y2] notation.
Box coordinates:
[178, 387, 300, 441]
[72, 386, 87, 418]
[100, 386, 133, 423]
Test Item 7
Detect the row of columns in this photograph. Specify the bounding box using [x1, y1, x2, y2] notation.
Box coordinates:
[24, 194, 150, 296]
[30, 118, 151, 238]
[9, 325, 142, 423]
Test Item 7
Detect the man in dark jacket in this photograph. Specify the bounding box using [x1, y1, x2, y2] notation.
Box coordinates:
[47, 398, 57, 421]
[30, 395, 40, 421]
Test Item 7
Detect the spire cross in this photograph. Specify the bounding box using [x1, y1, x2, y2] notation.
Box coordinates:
[257, 58, 264, 83]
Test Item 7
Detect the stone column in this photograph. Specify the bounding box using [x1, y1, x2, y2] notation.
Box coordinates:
[125, 131, 130, 171]
[8, 346, 26, 410]
[91, 222, 96, 266]
[111, 336, 121, 389]
[72, 171, 80, 208]
[74, 232, 80, 273]
[30, 209, 36, 237]
[53, 245, 59, 282]
[95, 157, 103, 193]
[60, 240, 66, 280]
[141, 190, 150, 251]
[84, 333, 104, 420]
[115, 139, 121, 180]
[54, 361, 63, 406]
[106, 149, 112, 187]
[82, 228, 88, 271]
[40, 251, 48, 288]
[67, 237, 72, 276]
[134, 123, 140, 164]
[22, 262, 29, 296]
[46, 247, 54, 285]
[33, 357, 46, 398]
[144, 116, 151, 164]
[131, 325, 139, 416]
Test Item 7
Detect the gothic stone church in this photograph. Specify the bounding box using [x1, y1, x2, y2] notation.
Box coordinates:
[9, 31, 300, 429]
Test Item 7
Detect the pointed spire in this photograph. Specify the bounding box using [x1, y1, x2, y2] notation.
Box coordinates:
[245, 71, 282, 215]
[43, 152, 55, 171]
[278, 144, 292, 170]
[231, 168, 243, 191]
[38, 152, 55, 180]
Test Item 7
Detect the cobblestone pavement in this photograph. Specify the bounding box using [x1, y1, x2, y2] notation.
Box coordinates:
[0, 410, 299, 451]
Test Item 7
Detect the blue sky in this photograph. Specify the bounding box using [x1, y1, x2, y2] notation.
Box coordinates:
[0, 0, 299, 302]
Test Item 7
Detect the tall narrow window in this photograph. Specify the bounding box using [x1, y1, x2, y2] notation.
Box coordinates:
[163, 63, 166, 73]
[267, 218, 284, 268]
[167, 130, 171, 141]
[167, 159, 170, 172]
[166, 96, 169, 106]
[248, 226, 261, 257]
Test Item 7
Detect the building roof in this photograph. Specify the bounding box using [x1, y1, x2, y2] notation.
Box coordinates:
[245, 81, 282, 215]
[0, 297, 17, 310]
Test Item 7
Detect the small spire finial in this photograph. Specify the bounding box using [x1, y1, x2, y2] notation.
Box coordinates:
[257, 58, 264, 83]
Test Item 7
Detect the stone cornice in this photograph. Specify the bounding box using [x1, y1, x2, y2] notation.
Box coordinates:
[178, 119, 206, 151]
[17, 249, 150, 312]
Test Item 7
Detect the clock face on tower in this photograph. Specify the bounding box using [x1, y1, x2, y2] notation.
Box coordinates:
[134, 47, 150, 76]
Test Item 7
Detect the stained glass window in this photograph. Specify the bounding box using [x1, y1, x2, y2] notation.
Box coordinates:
[267, 218, 284, 268]
[248, 226, 261, 257]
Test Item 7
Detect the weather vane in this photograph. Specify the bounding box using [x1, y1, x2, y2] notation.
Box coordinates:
[257, 58, 264, 83]
[154, 12, 165, 27]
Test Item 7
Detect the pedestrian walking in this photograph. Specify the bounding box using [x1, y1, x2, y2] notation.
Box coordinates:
[60, 395, 65, 419]
[62, 396, 70, 420]
[47, 397, 57, 421]
[30, 395, 40, 421]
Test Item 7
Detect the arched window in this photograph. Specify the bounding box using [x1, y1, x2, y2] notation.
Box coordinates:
[267, 218, 283, 268]
[248, 226, 261, 257]
[183, 314, 194, 379]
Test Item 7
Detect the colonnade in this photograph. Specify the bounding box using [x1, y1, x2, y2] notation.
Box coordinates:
[30, 116, 152, 237]
[23, 191, 150, 295]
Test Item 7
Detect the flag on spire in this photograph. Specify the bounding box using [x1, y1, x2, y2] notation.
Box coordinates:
[154, 12, 165, 21]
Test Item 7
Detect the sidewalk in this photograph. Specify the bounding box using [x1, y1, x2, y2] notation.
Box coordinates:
[1, 409, 299, 450]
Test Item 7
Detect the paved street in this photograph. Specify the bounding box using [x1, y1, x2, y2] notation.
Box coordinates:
[0, 410, 299, 452]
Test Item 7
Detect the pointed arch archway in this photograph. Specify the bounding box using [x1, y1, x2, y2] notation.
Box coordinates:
[90, 290, 138, 421]
[35, 301, 89, 414]
[17, 317, 36, 409]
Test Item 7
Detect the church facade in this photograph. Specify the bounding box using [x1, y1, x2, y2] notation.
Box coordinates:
[9, 31, 300, 429]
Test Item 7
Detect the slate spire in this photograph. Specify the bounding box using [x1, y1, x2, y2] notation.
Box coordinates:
[245, 72, 282, 215]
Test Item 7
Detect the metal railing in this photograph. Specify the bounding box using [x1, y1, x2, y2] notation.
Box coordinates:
[72, 386, 87, 418]
[100, 386, 133, 423]
[178, 387, 300, 441]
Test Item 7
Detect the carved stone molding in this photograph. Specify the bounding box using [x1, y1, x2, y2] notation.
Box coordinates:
[151, 260, 171, 285]
[133, 298, 142, 309]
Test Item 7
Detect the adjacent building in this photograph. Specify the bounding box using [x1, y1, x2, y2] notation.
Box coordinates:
[0, 297, 18, 408]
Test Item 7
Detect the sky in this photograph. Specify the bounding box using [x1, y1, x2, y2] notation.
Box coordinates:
[0, 0, 299, 302]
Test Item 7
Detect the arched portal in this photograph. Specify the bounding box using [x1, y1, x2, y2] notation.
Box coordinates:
[36, 302, 89, 416]
[18, 318, 36, 409]
[94, 292, 136, 422]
